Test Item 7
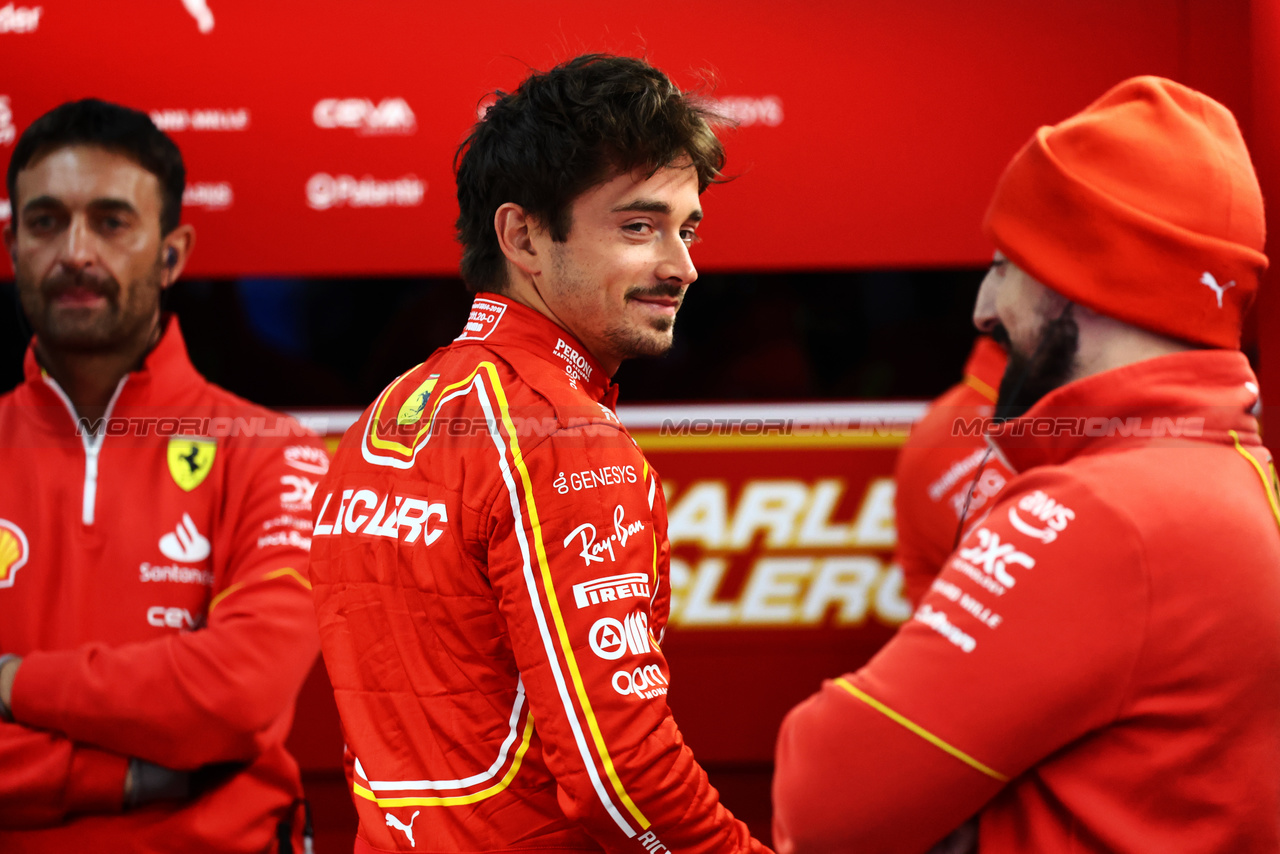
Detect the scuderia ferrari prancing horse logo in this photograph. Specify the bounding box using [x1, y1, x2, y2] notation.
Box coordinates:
[0, 519, 30, 589]
[167, 437, 217, 492]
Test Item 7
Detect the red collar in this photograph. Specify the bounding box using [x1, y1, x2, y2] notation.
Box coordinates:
[962, 336, 1007, 404]
[21, 316, 207, 425]
[989, 350, 1261, 473]
[457, 293, 616, 404]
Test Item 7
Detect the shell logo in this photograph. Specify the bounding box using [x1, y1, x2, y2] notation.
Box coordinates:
[0, 519, 29, 589]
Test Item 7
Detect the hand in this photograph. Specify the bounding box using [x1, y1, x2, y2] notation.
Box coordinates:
[0, 654, 20, 721]
[124, 758, 192, 809]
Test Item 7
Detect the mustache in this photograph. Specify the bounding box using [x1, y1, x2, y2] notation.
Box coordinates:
[625, 283, 686, 301]
[988, 323, 1012, 351]
[42, 267, 120, 301]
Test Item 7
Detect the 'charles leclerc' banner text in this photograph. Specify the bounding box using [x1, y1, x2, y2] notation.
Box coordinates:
[0, 0, 1248, 277]
[304, 401, 924, 763]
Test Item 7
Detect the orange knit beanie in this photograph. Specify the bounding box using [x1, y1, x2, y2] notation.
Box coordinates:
[983, 76, 1267, 349]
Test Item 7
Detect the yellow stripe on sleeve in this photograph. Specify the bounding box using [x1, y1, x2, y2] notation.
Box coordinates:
[208, 566, 310, 614]
[352, 710, 535, 807]
[1231, 430, 1280, 529]
[833, 678, 1009, 782]
[484, 365, 652, 830]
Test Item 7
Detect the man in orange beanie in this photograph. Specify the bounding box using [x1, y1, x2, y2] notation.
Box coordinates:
[774, 76, 1280, 853]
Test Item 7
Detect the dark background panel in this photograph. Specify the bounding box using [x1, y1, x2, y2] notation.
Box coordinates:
[0, 270, 988, 405]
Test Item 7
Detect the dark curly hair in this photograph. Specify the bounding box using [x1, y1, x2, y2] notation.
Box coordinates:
[454, 54, 726, 293]
[7, 99, 186, 235]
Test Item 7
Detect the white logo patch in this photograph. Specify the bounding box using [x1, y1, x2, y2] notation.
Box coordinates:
[0, 96, 14, 146]
[612, 664, 668, 699]
[279, 474, 317, 512]
[147, 605, 198, 630]
[284, 445, 330, 476]
[957, 528, 1035, 588]
[182, 182, 233, 210]
[305, 173, 425, 211]
[1201, 271, 1236, 308]
[312, 489, 447, 545]
[314, 98, 416, 135]
[589, 612, 650, 660]
[572, 572, 651, 609]
[180, 0, 214, 33]
[562, 504, 646, 567]
[0, 4, 42, 34]
[385, 810, 419, 847]
[158, 513, 211, 563]
[1007, 490, 1075, 544]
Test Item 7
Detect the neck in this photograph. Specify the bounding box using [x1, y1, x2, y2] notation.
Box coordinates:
[497, 275, 622, 376]
[1069, 307, 1196, 383]
[36, 319, 163, 423]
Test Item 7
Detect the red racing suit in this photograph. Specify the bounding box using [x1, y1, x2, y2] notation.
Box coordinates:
[310, 294, 769, 854]
[774, 351, 1280, 852]
[894, 336, 1011, 607]
[0, 319, 323, 853]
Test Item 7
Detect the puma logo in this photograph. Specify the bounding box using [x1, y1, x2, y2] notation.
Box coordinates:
[1200, 271, 1236, 308]
[385, 810, 420, 847]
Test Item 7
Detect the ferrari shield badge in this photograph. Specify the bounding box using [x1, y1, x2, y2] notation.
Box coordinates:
[167, 437, 217, 492]
[397, 374, 440, 426]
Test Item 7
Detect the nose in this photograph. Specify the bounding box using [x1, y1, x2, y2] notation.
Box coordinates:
[658, 232, 698, 286]
[58, 215, 96, 272]
[972, 264, 1002, 334]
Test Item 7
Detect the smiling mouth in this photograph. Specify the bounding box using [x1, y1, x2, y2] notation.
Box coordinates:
[628, 288, 683, 314]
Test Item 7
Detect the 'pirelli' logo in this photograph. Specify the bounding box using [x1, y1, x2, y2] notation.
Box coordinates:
[573, 572, 651, 609]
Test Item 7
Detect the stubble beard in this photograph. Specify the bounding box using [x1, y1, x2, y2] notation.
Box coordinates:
[550, 246, 680, 363]
[606, 301, 677, 360]
[20, 257, 165, 354]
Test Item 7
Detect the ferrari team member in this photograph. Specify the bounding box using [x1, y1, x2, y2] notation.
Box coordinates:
[310, 55, 770, 853]
[775, 77, 1280, 852]
[0, 100, 324, 852]
[894, 335, 1011, 607]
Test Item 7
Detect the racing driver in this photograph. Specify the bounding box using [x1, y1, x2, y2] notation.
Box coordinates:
[774, 76, 1280, 852]
[309, 55, 771, 853]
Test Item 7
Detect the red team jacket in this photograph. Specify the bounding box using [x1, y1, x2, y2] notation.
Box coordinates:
[894, 336, 1011, 606]
[310, 295, 767, 854]
[0, 320, 323, 852]
[775, 351, 1280, 852]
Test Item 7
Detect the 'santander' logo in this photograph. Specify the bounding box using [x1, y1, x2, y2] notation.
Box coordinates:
[0, 519, 30, 588]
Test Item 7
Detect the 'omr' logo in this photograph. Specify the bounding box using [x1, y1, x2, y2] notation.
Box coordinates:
[0, 519, 29, 588]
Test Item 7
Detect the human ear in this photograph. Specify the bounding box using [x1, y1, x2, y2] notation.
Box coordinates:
[494, 203, 543, 278]
[159, 224, 196, 287]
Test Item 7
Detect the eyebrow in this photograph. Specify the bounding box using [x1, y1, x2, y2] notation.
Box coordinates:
[612, 199, 703, 222]
[21, 195, 140, 217]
